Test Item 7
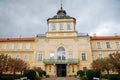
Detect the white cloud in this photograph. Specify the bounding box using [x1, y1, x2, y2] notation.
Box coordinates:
[91, 22, 120, 36]
[0, 0, 120, 37]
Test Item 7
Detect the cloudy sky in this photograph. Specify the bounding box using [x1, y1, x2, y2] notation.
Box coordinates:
[0, 0, 120, 38]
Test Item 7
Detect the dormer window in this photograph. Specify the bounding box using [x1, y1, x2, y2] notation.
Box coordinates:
[60, 24, 63, 30]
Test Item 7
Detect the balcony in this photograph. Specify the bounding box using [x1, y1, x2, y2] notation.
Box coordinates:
[43, 58, 80, 64]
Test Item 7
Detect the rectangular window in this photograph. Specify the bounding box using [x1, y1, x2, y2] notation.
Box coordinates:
[106, 42, 110, 48]
[82, 52, 86, 61]
[52, 24, 56, 30]
[50, 53, 54, 60]
[24, 54, 29, 62]
[10, 43, 14, 49]
[38, 54, 42, 61]
[69, 53, 73, 59]
[67, 24, 71, 30]
[2, 43, 6, 50]
[97, 42, 101, 49]
[18, 43, 22, 49]
[26, 43, 30, 49]
[83, 67, 87, 72]
[60, 24, 63, 30]
[16, 54, 20, 59]
[8, 54, 12, 59]
[98, 52, 103, 59]
[116, 42, 120, 48]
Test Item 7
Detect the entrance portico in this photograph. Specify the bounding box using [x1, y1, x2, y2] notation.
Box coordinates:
[43, 59, 79, 76]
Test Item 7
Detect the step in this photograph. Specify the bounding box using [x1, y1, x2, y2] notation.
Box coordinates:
[41, 77, 80, 80]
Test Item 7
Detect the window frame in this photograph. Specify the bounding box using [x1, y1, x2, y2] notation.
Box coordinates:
[106, 42, 111, 48]
[16, 54, 20, 59]
[81, 52, 87, 61]
[50, 53, 54, 60]
[10, 43, 14, 50]
[96, 42, 101, 49]
[24, 54, 29, 62]
[98, 52, 103, 59]
[26, 43, 30, 49]
[38, 53, 42, 61]
[67, 23, 71, 30]
[52, 24, 56, 30]
[2, 43, 7, 50]
[18, 43, 22, 49]
[115, 42, 120, 48]
[59, 24, 63, 30]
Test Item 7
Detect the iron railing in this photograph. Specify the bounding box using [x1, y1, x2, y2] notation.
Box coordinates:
[43, 58, 80, 64]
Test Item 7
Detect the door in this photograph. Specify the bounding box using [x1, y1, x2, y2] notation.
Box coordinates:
[57, 64, 66, 77]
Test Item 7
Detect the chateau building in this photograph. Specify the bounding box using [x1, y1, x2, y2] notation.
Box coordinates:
[0, 6, 120, 77]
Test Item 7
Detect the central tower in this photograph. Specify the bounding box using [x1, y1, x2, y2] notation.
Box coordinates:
[46, 5, 77, 37]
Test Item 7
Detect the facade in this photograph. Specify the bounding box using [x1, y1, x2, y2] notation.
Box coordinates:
[0, 6, 120, 77]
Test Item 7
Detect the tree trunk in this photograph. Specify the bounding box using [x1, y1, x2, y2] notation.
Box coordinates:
[21, 71, 23, 76]
[13, 71, 16, 80]
[107, 71, 110, 80]
[0, 70, 3, 80]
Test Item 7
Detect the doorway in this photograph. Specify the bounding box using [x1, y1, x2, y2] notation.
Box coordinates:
[56, 64, 66, 77]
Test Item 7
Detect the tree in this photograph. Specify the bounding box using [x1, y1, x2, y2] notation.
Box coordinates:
[91, 58, 112, 80]
[109, 52, 120, 75]
[101, 58, 112, 80]
[8, 58, 29, 80]
[33, 66, 42, 73]
[91, 59, 103, 72]
[0, 54, 8, 80]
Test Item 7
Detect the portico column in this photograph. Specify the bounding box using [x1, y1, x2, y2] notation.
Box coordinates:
[77, 64, 79, 71]
[44, 64, 46, 71]
[67, 64, 69, 76]
[54, 64, 56, 77]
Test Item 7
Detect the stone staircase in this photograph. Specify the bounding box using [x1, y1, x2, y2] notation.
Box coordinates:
[41, 77, 80, 80]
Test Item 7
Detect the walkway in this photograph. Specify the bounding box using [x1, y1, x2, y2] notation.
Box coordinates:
[41, 77, 80, 80]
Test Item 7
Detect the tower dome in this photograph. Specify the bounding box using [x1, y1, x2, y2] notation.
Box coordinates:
[52, 4, 74, 19]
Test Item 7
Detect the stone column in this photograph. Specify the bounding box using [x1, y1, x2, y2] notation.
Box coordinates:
[67, 64, 69, 76]
[77, 64, 79, 71]
[54, 64, 56, 77]
[44, 64, 46, 71]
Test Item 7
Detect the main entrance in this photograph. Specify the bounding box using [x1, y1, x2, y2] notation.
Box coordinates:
[56, 64, 67, 77]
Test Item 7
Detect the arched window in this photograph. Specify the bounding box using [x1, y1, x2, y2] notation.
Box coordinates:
[57, 47, 66, 60]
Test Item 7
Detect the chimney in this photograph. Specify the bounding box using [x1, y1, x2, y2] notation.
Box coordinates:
[19, 35, 22, 38]
[114, 33, 118, 36]
[93, 33, 96, 37]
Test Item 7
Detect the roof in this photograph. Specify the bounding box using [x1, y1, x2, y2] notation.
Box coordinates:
[48, 4, 75, 20]
[91, 36, 120, 40]
[0, 38, 35, 42]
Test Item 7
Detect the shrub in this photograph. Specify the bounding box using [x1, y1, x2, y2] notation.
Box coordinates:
[93, 71, 100, 78]
[35, 74, 41, 80]
[86, 70, 100, 80]
[101, 74, 120, 80]
[39, 71, 46, 77]
[1, 74, 22, 80]
[80, 76, 88, 80]
[1, 76, 13, 80]
[86, 70, 94, 80]
[24, 69, 36, 80]
[77, 70, 85, 77]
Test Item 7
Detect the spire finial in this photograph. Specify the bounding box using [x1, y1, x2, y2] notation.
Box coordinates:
[60, 1, 63, 10]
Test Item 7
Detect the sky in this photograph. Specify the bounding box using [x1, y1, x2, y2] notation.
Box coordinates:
[0, 0, 120, 38]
